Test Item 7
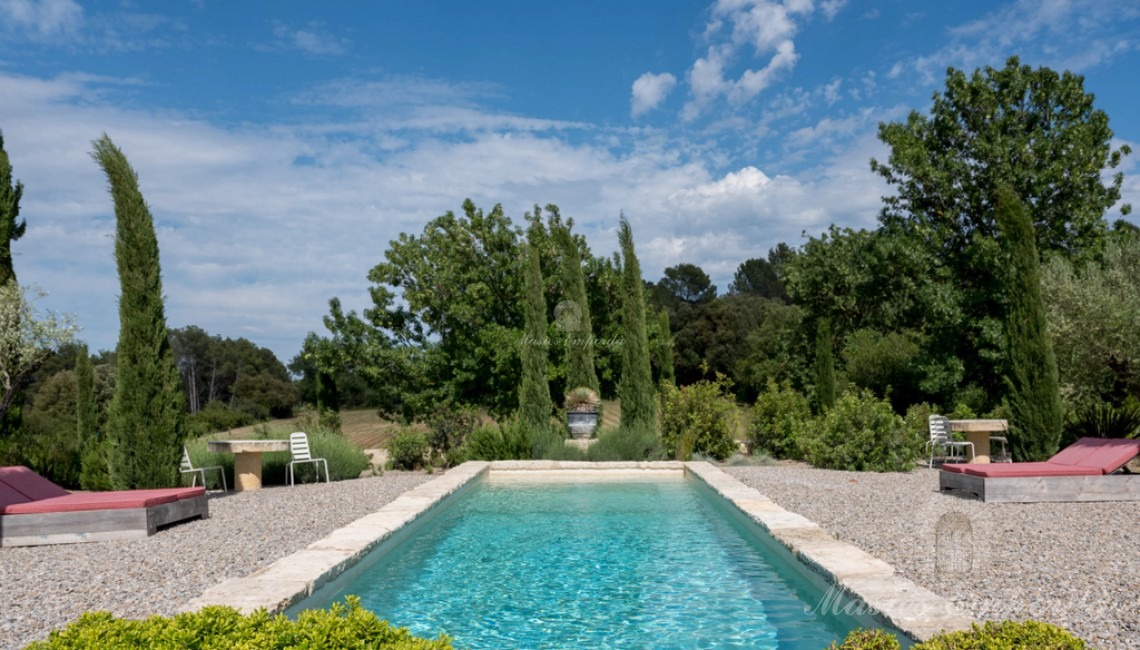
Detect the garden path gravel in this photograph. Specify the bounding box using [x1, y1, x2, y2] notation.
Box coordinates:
[724, 464, 1139, 650]
[0, 471, 434, 650]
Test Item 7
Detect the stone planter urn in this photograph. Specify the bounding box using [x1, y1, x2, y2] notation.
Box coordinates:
[564, 387, 601, 439]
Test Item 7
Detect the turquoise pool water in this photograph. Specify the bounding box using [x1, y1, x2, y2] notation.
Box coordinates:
[303, 475, 906, 649]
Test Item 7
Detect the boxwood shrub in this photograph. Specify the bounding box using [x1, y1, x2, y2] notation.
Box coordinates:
[829, 621, 1087, 649]
[24, 597, 452, 649]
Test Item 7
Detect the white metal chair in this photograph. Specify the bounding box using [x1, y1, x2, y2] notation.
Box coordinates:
[180, 446, 227, 492]
[927, 415, 974, 467]
[287, 432, 329, 486]
[989, 433, 1010, 462]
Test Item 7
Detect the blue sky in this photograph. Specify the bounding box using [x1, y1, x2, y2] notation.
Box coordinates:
[1, 0, 1137, 364]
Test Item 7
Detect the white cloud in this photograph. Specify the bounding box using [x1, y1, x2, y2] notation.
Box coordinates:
[0, 0, 82, 40]
[892, 0, 1140, 83]
[630, 72, 677, 118]
[820, 0, 847, 21]
[680, 0, 827, 119]
[1, 68, 890, 360]
[267, 21, 348, 56]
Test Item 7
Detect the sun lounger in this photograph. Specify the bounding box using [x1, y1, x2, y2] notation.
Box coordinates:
[939, 437, 1140, 503]
[0, 466, 208, 547]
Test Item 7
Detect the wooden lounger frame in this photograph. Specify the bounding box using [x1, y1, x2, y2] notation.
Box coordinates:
[939, 470, 1140, 503]
[0, 493, 208, 547]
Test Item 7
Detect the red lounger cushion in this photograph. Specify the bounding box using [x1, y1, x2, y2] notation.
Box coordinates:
[0, 466, 70, 500]
[0, 488, 204, 515]
[1047, 437, 1109, 466]
[960, 462, 1101, 478]
[940, 463, 970, 474]
[0, 481, 31, 508]
[1072, 438, 1140, 474]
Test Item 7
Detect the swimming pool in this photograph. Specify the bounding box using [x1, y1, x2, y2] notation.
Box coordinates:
[298, 472, 910, 649]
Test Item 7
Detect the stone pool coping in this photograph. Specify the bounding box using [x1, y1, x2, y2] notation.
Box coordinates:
[181, 460, 975, 642]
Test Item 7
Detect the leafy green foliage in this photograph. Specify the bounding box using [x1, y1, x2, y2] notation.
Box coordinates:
[461, 419, 532, 461]
[518, 242, 552, 431]
[426, 403, 479, 467]
[827, 628, 901, 650]
[25, 597, 453, 650]
[1042, 230, 1140, 408]
[728, 257, 788, 301]
[170, 326, 297, 421]
[586, 424, 665, 461]
[617, 217, 655, 430]
[93, 135, 186, 489]
[659, 374, 739, 461]
[0, 284, 79, 424]
[842, 328, 924, 412]
[185, 401, 256, 438]
[997, 186, 1063, 461]
[749, 380, 811, 460]
[872, 55, 1130, 259]
[672, 294, 773, 390]
[913, 620, 1087, 649]
[805, 391, 920, 472]
[1066, 400, 1140, 441]
[386, 430, 430, 471]
[651, 309, 675, 385]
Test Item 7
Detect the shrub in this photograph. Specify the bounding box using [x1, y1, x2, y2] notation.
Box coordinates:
[827, 628, 901, 649]
[805, 390, 921, 472]
[427, 404, 480, 467]
[186, 429, 369, 486]
[531, 422, 574, 460]
[659, 375, 739, 461]
[833, 621, 1088, 649]
[25, 596, 453, 649]
[915, 620, 1086, 649]
[186, 401, 256, 438]
[463, 419, 532, 460]
[386, 430, 430, 470]
[749, 379, 812, 460]
[1066, 400, 1140, 440]
[587, 424, 666, 461]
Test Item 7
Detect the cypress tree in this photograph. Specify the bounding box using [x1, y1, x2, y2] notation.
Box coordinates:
[0, 130, 25, 287]
[655, 309, 675, 385]
[93, 134, 186, 489]
[617, 216, 655, 430]
[557, 224, 599, 397]
[518, 241, 552, 431]
[814, 317, 836, 412]
[996, 185, 1063, 461]
[75, 344, 110, 490]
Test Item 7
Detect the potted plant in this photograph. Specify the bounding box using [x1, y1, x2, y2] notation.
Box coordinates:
[564, 387, 601, 438]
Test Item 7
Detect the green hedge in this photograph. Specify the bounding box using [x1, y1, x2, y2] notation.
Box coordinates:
[186, 429, 370, 487]
[830, 621, 1087, 649]
[24, 597, 452, 650]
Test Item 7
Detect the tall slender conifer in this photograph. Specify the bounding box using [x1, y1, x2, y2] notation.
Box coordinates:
[93, 134, 185, 488]
[557, 225, 599, 397]
[518, 241, 552, 431]
[618, 216, 655, 430]
[0, 131, 25, 287]
[814, 318, 836, 412]
[996, 185, 1063, 461]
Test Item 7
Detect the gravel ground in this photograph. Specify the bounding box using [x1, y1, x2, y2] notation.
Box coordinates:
[723, 464, 1140, 650]
[0, 471, 435, 650]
